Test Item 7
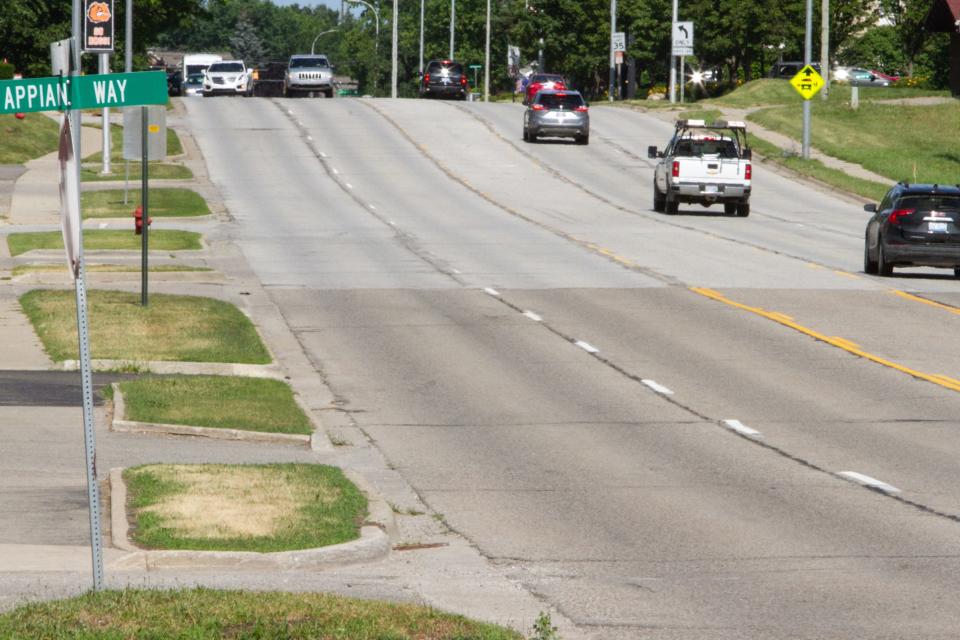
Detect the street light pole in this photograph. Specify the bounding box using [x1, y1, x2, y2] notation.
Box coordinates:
[608, 0, 616, 102]
[484, 0, 490, 101]
[449, 0, 455, 59]
[669, 0, 678, 103]
[311, 29, 338, 55]
[391, 0, 398, 98]
[419, 0, 425, 75]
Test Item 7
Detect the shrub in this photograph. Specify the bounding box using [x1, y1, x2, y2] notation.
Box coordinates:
[0, 62, 15, 80]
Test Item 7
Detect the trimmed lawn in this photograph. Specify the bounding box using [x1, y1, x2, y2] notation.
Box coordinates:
[707, 78, 950, 108]
[81, 161, 192, 181]
[19, 289, 271, 363]
[0, 588, 523, 639]
[118, 375, 312, 435]
[0, 113, 60, 164]
[12, 263, 211, 275]
[7, 229, 202, 255]
[81, 188, 210, 218]
[124, 464, 365, 552]
[83, 123, 183, 161]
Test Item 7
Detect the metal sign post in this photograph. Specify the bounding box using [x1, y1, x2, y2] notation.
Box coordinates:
[608, 1, 617, 102]
[802, 0, 813, 158]
[141, 106, 149, 305]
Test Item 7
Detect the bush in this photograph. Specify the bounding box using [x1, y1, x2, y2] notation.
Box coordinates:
[647, 84, 667, 99]
[0, 62, 15, 80]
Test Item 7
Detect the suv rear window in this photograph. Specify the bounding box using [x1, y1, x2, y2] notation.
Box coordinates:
[426, 61, 463, 75]
[898, 195, 960, 211]
[537, 93, 584, 110]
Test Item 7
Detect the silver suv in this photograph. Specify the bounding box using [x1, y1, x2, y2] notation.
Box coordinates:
[523, 90, 589, 145]
[284, 54, 334, 98]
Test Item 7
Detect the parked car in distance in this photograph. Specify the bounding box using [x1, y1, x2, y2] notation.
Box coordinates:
[870, 69, 900, 83]
[524, 73, 566, 105]
[864, 183, 960, 277]
[523, 90, 589, 145]
[183, 73, 204, 97]
[769, 61, 821, 79]
[203, 60, 254, 97]
[419, 59, 468, 99]
[284, 54, 335, 98]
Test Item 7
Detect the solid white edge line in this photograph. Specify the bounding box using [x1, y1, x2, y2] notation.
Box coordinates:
[484, 287, 500, 296]
[641, 379, 674, 395]
[722, 419, 762, 438]
[837, 471, 901, 494]
[523, 311, 543, 322]
[575, 340, 598, 353]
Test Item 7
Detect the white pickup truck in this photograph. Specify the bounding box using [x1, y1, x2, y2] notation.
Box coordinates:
[648, 119, 753, 217]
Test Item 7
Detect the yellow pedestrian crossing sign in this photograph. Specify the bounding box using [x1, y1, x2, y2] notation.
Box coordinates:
[789, 65, 824, 100]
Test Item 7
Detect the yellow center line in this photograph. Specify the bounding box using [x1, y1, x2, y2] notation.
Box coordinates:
[690, 287, 960, 394]
[891, 289, 960, 315]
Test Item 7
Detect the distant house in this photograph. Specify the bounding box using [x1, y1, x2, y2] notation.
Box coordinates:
[924, 0, 960, 95]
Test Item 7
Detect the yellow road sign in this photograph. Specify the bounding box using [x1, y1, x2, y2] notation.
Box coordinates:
[789, 65, 824, 100]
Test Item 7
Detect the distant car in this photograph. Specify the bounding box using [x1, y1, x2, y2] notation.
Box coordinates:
[769, 61, 821, 79]
[203, 60, 254, 97]
[835, 67, 890, 86]
[183, 73, 204, 97]
[864, 183, 960, 277]
[870, 69, 900, 83]
[166, 70, 182, 97]
[284, 54, 335, 98]
[524, 73, 566, 105]
[523, 89, 589, 145]
[419, 60, 468, 100]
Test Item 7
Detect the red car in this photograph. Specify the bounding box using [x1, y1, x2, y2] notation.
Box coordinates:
[869, 69, 900, 83]
[524, 73, 566, 105]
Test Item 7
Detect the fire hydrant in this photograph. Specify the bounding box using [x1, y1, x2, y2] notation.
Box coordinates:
[133, 205, 152, 235]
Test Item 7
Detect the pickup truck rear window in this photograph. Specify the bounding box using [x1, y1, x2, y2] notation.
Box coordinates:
[674, 139, 739, 158]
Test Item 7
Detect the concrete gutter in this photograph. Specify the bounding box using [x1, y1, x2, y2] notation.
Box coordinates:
[109, 466, 395, 571]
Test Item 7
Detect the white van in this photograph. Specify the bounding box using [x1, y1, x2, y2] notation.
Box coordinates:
[181, 53, 223, 85]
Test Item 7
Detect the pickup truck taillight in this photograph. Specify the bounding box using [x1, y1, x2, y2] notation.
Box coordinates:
[744, 163, 752, 180]
[672, 161, 680, 178]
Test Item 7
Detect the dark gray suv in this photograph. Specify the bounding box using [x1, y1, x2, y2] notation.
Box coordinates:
[523, 90, 589, 145]
[864, 183, 960, 277]
[419, 60, 468, 100]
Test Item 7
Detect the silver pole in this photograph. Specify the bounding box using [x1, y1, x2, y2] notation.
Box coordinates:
[449, 0, 455, 59]
[391, 0, 398, 97]
[820, 0, 830, 98]
[419, 0, 424, 75]
[802, 0, 812, 158]
[72, 0, 105, 593]
[484, 0, 490, 101]
[608, 0, 616, 102]
[125, 0, 132, 73]
[99, 54, 110, 175]
[669, 0, 678, 103]
[679, 55, 684, 103]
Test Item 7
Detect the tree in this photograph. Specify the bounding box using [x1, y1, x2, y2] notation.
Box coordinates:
[231, 15, 265, 61]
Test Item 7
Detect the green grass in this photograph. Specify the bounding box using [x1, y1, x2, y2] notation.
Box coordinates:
[81, 188, 210, 218]
[0, 113, 60, 164]
[12, 263, 211, 275]
[83, 123, 183, 161]
[125, 463, 365, 552]
[7, 229, 202, 255]
[119, 375, 312, 435]
[706, 78, 950, 109]
[81, 161, 193, 181]
[0, 588, 522, 639]
[748, 100, 960, 184]
[677, 108, 723, 123]
[747, 134, 888, 201]
[19, 289, 271, 363]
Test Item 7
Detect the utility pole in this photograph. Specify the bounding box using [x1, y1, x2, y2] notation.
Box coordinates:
[391, 0, 398, 97]
[449, 0, 455, 59]
[669, 0, 678, 103]
[802, 0, 812, 158]
[820, 0, 830, 98]
[484, 0, 490, 101]
[608, 0, 616, 102]
[419, 0, 425, 75]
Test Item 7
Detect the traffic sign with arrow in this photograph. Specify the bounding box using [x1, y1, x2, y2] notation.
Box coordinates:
[789, 64, 824, 100]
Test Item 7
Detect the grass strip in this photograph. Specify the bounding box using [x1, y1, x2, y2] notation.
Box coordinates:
[748, 100, 960, 185]
[12, 263, 211, 275]
[19, 289, 270, 363]
[747, 134, 888, 201]
[83, 123, 183, 161]
[81, 188, 210, 218]
[7, 229, 202, 255]
[125, 464, 365, 552]
[706, 78, 949, 108]
[0, 113, 60, 164]
[81, 161, 193, 182]
[119, 375, 312, 435]
[0, 587, 523, 639]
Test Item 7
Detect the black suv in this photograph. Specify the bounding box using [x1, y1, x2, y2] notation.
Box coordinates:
[864, 183, 960, 277]
[419, 59, 468, 100]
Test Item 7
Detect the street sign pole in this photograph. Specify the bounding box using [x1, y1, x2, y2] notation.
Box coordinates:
[669, 0, 678, 103]
[391, 0, 398, 98]
[608, 0, 616, 102]
[73, 0, 105, 593]
[484, 0, 490, 102]
[141, 106, 149, 306]
[803, 0, 813, 158]
[99, 54, 110, 175]
[679, 55, 685, 103]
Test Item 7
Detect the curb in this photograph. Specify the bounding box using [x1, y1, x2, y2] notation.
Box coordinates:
[60, 360, 285, 378]
[109, 466, 395, 571]
[110, 383, 315, 447]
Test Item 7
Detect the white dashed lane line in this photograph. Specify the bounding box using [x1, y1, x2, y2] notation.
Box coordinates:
[332, 167, 339, 175]
[484, 287, 500, 297]
[837, 471, 901, 494]
[575, 340, 599, 353]
[523, 311, 543, 322]
[346, 183, 354, 189]
[722, 419, 762, 439]
[641, 379, 674, 395]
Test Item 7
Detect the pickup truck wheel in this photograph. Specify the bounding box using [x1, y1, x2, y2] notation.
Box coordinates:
[736, 203, 750, 217]
[325, 89, 334, 98]
[723, 203, 737, 216]
[652, 183, 666, 212]
[665, 195, 679, 215]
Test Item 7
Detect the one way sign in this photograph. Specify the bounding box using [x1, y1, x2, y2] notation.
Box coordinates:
[672, 21, 694, 56]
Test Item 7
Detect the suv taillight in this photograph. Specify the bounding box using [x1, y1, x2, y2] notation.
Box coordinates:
[531, 104, 546, 111]
[460, 76, 467, 85]
[672, 161, 680, 178]
[575, 105, 588, 112]
[424, 73, 430, 83]
[888, 208, 916, 225]
[744, 163, 752, 180]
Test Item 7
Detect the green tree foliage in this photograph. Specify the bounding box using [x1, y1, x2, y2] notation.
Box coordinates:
[230, 14, 266, 62]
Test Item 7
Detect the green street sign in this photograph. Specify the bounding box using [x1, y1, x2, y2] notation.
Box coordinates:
[0, 70, 167, 115]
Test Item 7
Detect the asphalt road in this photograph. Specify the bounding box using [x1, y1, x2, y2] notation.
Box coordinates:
[185, 96, 960, 639]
